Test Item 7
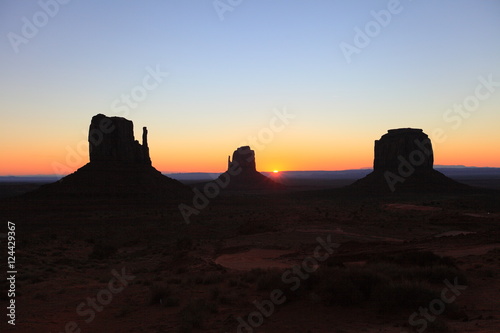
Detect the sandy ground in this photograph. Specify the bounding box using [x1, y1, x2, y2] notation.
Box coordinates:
[0, 189, 499, 332]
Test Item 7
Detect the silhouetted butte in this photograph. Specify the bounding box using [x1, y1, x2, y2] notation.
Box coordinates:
[216, 146, 282, 190]
[350, 128, 469, 192]
[30, 114, 189, 201]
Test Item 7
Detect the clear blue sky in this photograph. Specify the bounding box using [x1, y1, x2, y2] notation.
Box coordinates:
[1, 1, 499, 174]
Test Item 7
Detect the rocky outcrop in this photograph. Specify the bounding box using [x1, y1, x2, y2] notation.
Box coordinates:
[373, 128, 433, 172]
[30, 114, 189, 202]
[216, 146, 282, 190]
[228, 146, 257, 172]
[350, 128, 468, 193]
[89, 114, 151, 165]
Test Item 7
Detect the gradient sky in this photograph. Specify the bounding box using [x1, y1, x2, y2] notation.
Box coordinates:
[1, 0, 499, 175]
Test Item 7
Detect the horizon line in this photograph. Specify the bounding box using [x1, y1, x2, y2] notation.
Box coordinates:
[2, 164, 499, 178]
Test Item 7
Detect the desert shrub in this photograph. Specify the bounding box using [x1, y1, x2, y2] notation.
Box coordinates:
[191, 275, 203, 284]
[411, 265, 467, 285]
[115, 305, 134, 318]
[54, 257, 81, 266]
[179, 299, 217, 332]
[228, 278, 240, 287]
[369, 251, 456, 268]
[371, 280, 439, 311]
[163, 296, 180, 307]
[209, 287, 246, 305]
[176, 266, 188, 274]
[17, 271, 43, 284]
[347, 267, 391, 300]
[366, 262, 467, 286]
[256, 268, 286, 291]
[189, 273, 222, 285]
[427, 317, 450, 332]
[98, 275, 110, 283]
[209, 287, 220, 300]
[479, 269, 495, 278]
[363, 262, 407, 280]
[219, 291, 242, 305]
[132, 267, 149, 274]
[315, 268, 364, 306]
[241, 268, 265, 283]
[33, 292, 48, 301]
[148, 284, 172, 306]
[238, 221, 276, 235]
[176, 237, 193, 251]
[44, 266, 56, 273]
[167, 277, 183, 284]
[201, 272, 223, 285]
[172, 250, 188, 263]
[309, 262, 465, 312]
[89, 242, 117, 260]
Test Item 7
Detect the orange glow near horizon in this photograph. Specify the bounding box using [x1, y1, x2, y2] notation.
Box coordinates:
[2, 159, 500, 176]
[1, 135, 500, 175]
[3, 153, 500, 176]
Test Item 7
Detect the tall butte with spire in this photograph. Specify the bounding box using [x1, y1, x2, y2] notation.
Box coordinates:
[88, 114, 151, 165]
[216, 146, 282, 190]
[32, 114, 189, 201]
[350, 128, 468, 192]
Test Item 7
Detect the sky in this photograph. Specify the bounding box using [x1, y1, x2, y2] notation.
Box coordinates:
[1, 0, 500, 175]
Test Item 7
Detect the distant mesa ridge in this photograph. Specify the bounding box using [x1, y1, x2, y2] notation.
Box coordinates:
[350, 128, 468, 192]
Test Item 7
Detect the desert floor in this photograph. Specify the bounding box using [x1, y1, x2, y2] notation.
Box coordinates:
[0, 183, 499, 333]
